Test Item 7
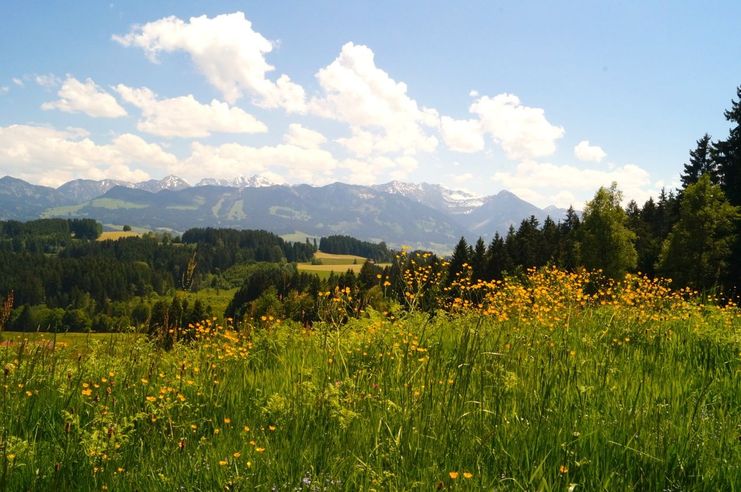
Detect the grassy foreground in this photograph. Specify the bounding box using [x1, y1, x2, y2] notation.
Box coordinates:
[0, 276, 739, 490]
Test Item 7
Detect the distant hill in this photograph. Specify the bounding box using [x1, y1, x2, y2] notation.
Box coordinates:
[0, 176, 71, 220]
[0, 175, 576, 250]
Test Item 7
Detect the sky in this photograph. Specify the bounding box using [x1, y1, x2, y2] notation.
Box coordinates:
[0, 1, 739, 208]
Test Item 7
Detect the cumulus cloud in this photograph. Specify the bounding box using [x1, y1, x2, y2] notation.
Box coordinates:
[114, 12, 306, 111]
[0, 124, 177, 186]
[0, 86, 8, 95]
[175, 141, 338, 185]
[440, 116, 484, 153]
[491, 160, 657, 208]
[450, 172, 474, 185]
[12, 77, 24, 87]
[574, 140, 607, 162]
[42, 77, 127, 118]
[311, 42, 439, 156]
[115, 84, 266, 137]
[470, 93, 564, 160]
[340, 155, 418, 185]
[283, 123, 326, 149]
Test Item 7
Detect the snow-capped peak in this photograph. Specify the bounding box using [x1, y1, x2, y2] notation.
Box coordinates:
[196, 175, 278, 188]
[133, 175, 190, 193]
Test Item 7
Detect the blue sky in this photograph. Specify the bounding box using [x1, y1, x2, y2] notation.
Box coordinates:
[1, 1, 739, 207]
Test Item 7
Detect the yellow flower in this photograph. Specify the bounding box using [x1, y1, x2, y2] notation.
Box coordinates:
[449, 471, 459, 479]
[559, 465, 569, 474]
[463, 472, 473, 479]
[255, 447, 265, 453]
[82, 388, 93, 396]
[233, 451, 241, 458]
[219, 460, 228, 466]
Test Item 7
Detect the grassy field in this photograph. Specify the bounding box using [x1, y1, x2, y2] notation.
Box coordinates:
[98, 230, 142, 241]
[297, 251, 390, 278]
[0, 269, 738, 490]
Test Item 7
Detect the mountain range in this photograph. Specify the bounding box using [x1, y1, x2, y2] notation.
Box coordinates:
[0, 174, 571, 250]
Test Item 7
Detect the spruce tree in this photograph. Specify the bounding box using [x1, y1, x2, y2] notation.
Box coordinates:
[470, 237, 487, 281]
[680, 134, 716, 189]
[446, 237, 470, 284]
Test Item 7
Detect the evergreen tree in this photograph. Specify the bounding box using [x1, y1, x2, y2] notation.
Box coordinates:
[485, 233, 509, 280]
[712, 85, 741, 287]
[578, 183, 637, 278]
[470, 237, 487, 281]
[658, 175, 739, 290]
[513, 216, 541, 267]
[558, 207, 581, 270]
[446, 237, 470, 284]
[680, 134, 717, 189]
[539, 216, 559, 265]
[713, 85, 741, 207]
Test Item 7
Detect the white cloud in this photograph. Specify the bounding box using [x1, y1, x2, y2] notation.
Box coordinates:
[12, 78, 24, 87]
[311, 42, 439, 156]
[114, 12, 306, 111]
[115, 84, 266, 137]
[34, 74, 61, 89]
[574, 140, 607, 162]
[0, 124, 178, 186]
[470, 93, 564, 160]
[491, 160, 656, 208]
[440, 116, 484, 153]
[176, 141, 338, 185]
[283, 123, 326, 149]
[450, 172, 473, 185]
[42, 77, 127, 118]
[340, 155, 418, 184]
[0, 86, 8, 95]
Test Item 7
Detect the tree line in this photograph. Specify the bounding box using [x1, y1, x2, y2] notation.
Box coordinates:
[318, 235, 393, 262]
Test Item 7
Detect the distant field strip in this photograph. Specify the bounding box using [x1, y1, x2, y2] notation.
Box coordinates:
[98, 231, 142, 241]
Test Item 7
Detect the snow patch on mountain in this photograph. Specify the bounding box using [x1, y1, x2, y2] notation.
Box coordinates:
[196, 175, 279, 188]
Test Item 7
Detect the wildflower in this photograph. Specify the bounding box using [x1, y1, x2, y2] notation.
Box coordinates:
[255, 447, 265, 453]
[219, 460, 228, 466]
[233, 451, 241, 458]
[463, 472, 473, 479]
[82, 388, 93, 396]
[449, 471, 459, 479]
[559, 465, 569, 474]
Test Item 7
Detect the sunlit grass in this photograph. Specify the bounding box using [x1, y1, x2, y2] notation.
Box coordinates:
[0, 268, 738, 490]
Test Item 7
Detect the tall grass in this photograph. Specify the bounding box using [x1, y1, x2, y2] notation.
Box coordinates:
[0, 273, 739, 490]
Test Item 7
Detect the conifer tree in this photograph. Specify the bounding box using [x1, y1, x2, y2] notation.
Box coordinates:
[470, 237, 487, 281]
[680, 134, 717, 189]
[446, 237, 470, 284]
